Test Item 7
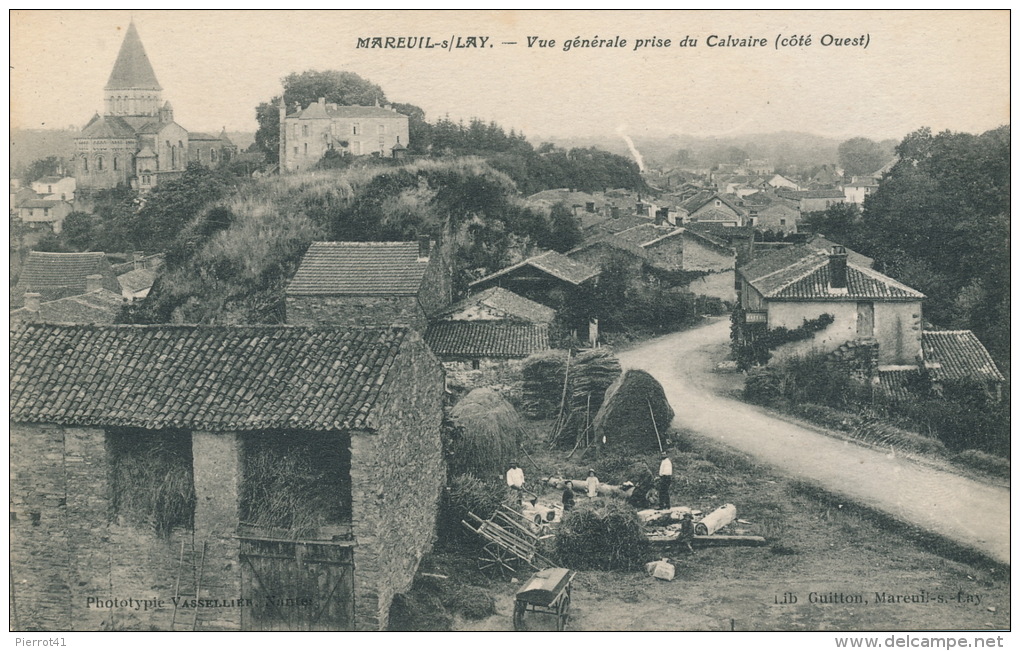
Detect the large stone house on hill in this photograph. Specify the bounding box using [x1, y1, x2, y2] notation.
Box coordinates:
[286, 238, 451, 329]
[10, 323, 446, 631]
[74, 21, 235, 191]
[279, 98, 410, 172]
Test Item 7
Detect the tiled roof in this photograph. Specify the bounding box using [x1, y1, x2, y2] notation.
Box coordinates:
[568, 236, 649, 262]
[287, 241, 430, 296]
[79, 115, 139, 139]
[438, 287, 556, 323]
[292, 104, 409, 120]
[19, 252, 110, 291]
[9, 289, 124, 325]
[104, 22, 162, 91]
[19, 199, 65, 209]
[680, 228, 734, 253]
[922, 330, 1004, 383]
[35, 176, 65, 185]
[613, 223, 668, 247]
[118, 268, 156, 294]
[802, 188, 845, 199]
[470, 251, 598, 288]
[805, 235, 873, 268]
[742, 247, 923, 300]
[424, 321, 549, 358]
[9, 324, 413, 431]
[690, 207, 741, 222]
[877, 369, 920, 402]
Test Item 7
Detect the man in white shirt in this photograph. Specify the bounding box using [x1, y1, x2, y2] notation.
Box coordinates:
[506, 463, 525, 492]
[658, 452, 673, 510]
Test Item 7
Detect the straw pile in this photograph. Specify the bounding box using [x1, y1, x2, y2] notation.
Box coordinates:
[594, 369, 675, 452]
[521, 350, 569, 418]
[555, 348, 622, 446]
[555, 499, 648, 570]
[449, 388, 525, 477]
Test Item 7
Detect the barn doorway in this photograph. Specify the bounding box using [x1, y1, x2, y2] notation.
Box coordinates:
[239, 536, 355, 631]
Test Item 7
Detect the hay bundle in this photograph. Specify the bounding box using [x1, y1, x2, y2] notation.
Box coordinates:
[555, 348, 622, 446]
[554, 499, 648, 570]
[594, 370, 675, 451]
[449, 388, 525, 477]
[521, 350, 569, 418]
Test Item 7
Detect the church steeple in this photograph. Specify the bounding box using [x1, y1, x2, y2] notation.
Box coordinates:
[103, 21, 163, 117]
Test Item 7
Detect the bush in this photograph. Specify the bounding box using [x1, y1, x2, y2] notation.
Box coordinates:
[953, 449, 1010, 479]
[438, 474, 506, 546]
[555, 499, 647, 570]
[744, 367, 783, 405]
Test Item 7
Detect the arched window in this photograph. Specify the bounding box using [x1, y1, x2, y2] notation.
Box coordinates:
[82, 156, 88, 172]
[113, 157, 119, 171]
[97, 156, 104, 171]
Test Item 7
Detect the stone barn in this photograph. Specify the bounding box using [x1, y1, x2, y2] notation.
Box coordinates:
[10, 323, 446, 631]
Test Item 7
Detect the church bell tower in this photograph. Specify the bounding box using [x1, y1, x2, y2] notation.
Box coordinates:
[103, 21, 163, 118]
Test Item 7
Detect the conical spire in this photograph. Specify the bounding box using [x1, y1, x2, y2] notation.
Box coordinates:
[104, 21, 162, 91]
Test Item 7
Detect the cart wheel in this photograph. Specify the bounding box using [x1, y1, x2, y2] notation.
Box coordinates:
[557, 593, 571, 631]
[512, 601, 526, 631]
[477, 542, 517, 578]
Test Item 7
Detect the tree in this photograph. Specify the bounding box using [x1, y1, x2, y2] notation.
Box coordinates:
[61, 211, 97, 250]
[22, 156, 62, 184]
[255, 70, 388, 163]
[546, 202, 582, 252]
[132, 164, 231, 251]
[837, 137, 887, 177]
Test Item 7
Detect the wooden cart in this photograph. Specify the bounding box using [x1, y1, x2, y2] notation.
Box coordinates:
[462, 506, 553, 577]
[512, 567, 576, 631]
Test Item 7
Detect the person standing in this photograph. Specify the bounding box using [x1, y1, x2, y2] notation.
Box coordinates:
[562, 480, 576, 511]
[585, 469, 599, 499]
[657, 452, 673, 510]
[506, 462, 525, 491]
[676, 511, 695, 554]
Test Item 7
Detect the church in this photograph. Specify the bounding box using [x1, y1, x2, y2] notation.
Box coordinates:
[74, 22, 236, 191]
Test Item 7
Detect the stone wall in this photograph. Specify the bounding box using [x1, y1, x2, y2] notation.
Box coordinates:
[286, 295, 426, 329]
[688, 270, 736, 303]
[348, 333, 446, 630]
[10, 424, 244, 631]
[441, 357, 526, 403]
[644, 235, 684, 271]
[682, 234, 734, 272]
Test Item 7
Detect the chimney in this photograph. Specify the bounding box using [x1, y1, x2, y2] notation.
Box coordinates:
[86, 274, 103, 293]
[829, 246, 848, 290]
[417, 236, 431, 260]
[318, 97, 325, 106]
[24, 292, 41, 313]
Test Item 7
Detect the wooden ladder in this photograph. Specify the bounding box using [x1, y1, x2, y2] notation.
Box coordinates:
[172, 539, 207, 631]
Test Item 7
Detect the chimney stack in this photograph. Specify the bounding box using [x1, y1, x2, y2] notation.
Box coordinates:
[417, 236, 431, 260]
[24, 292, 41, 313]
[829, 246, 848, 290]
[86, 274, 103, 293]
[318, 97, 325, 106]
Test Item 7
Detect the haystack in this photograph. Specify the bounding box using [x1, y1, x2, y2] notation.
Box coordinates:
[557, 347, 622, 446]
[593, 370, 674, 451]
[521, 350, 569, 418]
[449, 388, 526, 477]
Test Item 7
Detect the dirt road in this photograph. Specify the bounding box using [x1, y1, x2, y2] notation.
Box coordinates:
[617, 318, 1010, 566]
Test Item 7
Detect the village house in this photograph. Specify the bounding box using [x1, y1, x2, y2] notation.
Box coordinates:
[30, 175, 76, 202]
[9, 277, 124, 325]
[877, 330, 1006, 402]
[12, 251, 122, 307]
[737, 244, 925, 365]
[843, 177, 880, 204]
[677, 191, 747, 227]
[424, 320, 550, 392]
[468, 250, 599, 309]
[798, 188, 846, 213]
[286, 238, 452, 330]
[435, 286, 556, 324]
[10, 323, 446, 631]
[279, 97, 409, 172]
[17, 198, 73, 233]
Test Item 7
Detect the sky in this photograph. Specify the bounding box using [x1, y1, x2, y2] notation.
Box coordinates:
[9, 10, 1010, 143]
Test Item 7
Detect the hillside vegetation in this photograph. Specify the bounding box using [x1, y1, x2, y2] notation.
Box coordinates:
[126, 158, 571, 324]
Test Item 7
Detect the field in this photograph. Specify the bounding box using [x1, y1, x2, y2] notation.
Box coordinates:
[393, 420, 1010, 632]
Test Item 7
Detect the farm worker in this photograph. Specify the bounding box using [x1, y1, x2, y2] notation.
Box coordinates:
[562, 481, 576, 511]
[658, 452, 673, 510]
[676, 512, 695, 554]
[585, 469, 599, 499]
[506, 463, 525, 491]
